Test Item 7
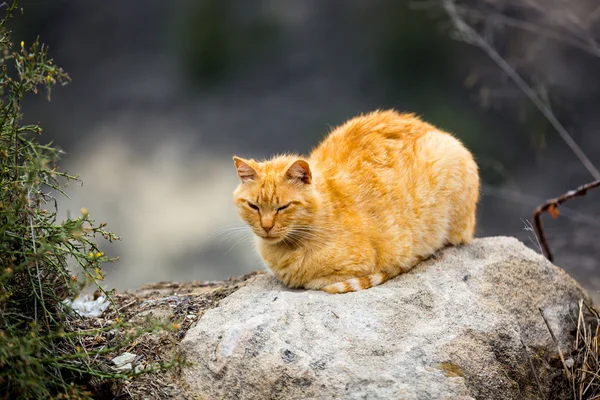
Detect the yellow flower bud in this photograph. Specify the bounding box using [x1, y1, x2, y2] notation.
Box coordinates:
[20, 41, 24, 48]
[96, 252, 103, 258]
[81, 207, 88, 216]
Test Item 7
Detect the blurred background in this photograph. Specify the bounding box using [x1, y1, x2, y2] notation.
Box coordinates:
[13, 0, 600, 299]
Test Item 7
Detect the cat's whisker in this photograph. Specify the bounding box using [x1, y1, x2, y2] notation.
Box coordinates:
[292, 225, 331, 236]
[290, 225, 325, 233]
[281, 236, 296, 249]
[289, 236, 325, 246]
[288, 228, 327, 241]
[208, 225, 250, 241]
[214, 227, 249, 237]
[289, 229, 323, 236]
[289, 231, 309, 242]
[211, 230, 249, 245]
[218, 230, 252, 245]
[211, 230, 251, 242]
[225, 235, 254, 255]
[290, 233, 322, 243]
[284, 234, 304, 249]
[291, 225, 324, 230]
[286, 231, 327, 249]
[210, 224, 248, 233]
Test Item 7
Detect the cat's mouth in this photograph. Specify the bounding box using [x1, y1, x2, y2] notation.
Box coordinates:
[261, 235, 282, 242]
[256, 232, 282, 242]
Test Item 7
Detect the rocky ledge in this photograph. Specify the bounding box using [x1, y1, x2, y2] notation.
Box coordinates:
[179, 237, 590, 400]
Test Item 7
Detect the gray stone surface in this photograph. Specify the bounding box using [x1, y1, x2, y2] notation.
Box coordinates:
[180, 237, 589, 399]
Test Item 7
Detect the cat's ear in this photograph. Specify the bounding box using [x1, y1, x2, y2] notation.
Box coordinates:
[233, 156, 258, 182]
[285, 159, 312, 184]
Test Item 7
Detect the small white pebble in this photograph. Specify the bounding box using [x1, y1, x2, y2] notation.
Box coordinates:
[114, 362, 133, 372]
[134, 364, 145, 373]
[565, 358, 574, 368]
[112, 352, 136, 367]
[61, 295, 109, 318]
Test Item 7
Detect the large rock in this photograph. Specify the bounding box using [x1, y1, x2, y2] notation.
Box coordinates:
[180, 237, 589, 399]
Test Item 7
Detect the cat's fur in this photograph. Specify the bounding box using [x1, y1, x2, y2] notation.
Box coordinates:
[232, 110, 479, 294]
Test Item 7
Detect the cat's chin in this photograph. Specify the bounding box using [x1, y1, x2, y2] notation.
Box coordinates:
[259, 236, 284, 244]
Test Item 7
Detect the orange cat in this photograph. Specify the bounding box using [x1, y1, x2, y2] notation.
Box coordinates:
[232, 110, 479, 294]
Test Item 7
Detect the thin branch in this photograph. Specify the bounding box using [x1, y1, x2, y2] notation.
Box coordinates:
[533, 179, 600, 261]
[520, 336, 545, 399]
[26, 186, 45, 326]
[411, 1, 600, 57]
[442, 0, 600, 181]
[521, 218, 543, 254]
[539, 306, 571, 380]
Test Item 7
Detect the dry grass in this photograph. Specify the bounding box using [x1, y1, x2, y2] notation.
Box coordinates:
[564, 300, 600, 399]
[83, 271, 263, 399]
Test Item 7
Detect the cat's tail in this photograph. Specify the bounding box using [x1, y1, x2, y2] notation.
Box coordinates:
[321, 272, 390, 294]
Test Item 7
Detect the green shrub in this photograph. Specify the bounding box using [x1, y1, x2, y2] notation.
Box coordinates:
[0, 2, 170, 398]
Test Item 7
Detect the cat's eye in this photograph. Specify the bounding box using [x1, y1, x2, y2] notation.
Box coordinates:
[277, 203, 291, 212]
[247, 203, 259, 211]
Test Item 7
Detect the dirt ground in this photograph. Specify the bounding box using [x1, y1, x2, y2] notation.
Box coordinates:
[83, 271, 264, 399]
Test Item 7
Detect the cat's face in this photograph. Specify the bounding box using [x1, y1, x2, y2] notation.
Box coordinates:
[232, 155, 317, 244]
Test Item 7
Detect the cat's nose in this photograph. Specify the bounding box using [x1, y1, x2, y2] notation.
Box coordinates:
[261, 215, 275, 233]
[262, 224, 273, 233]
